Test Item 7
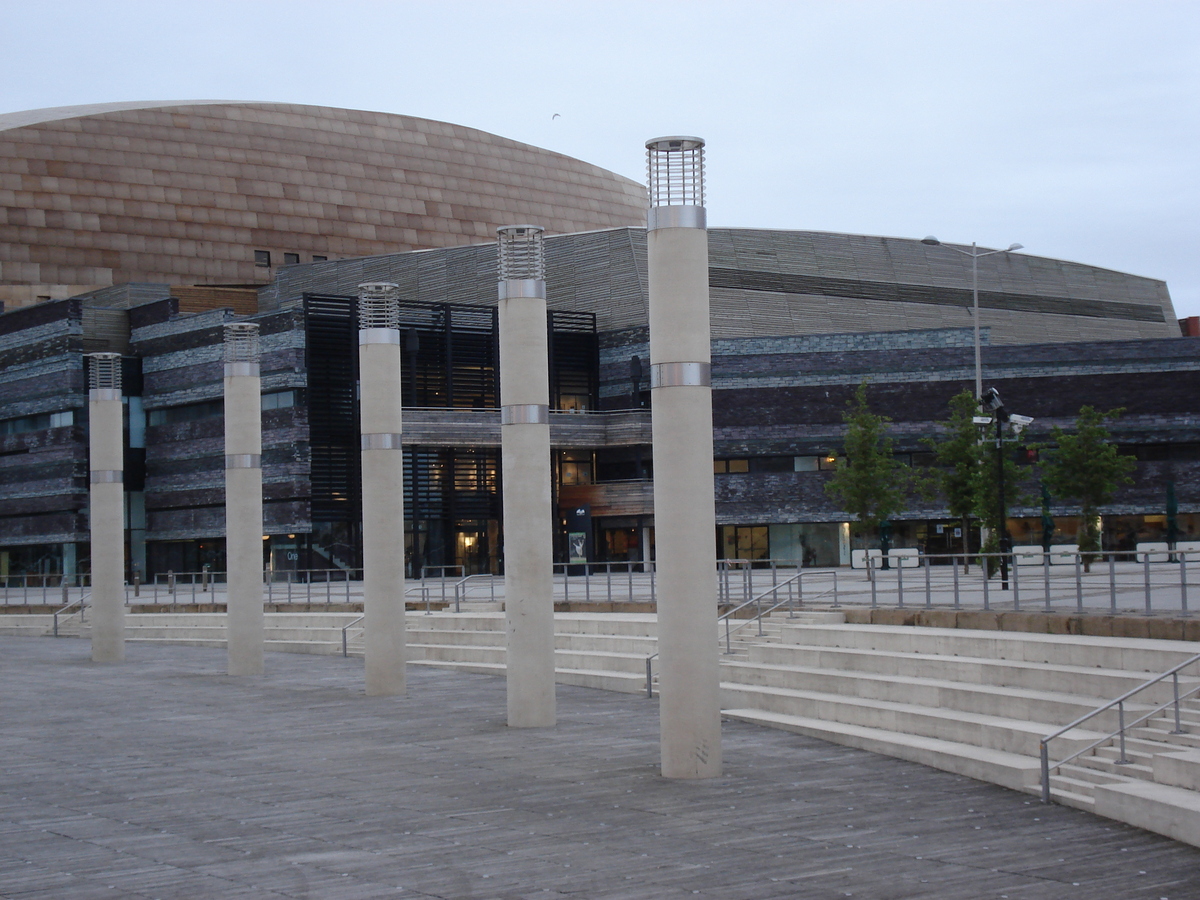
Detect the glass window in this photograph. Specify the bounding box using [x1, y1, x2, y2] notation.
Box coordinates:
[283, 253, 300, 265]
[312, 255, 327, 262]
[794, 456, 819, 472]
[254, 250, 271, 267]
[560, 451, 593, 485]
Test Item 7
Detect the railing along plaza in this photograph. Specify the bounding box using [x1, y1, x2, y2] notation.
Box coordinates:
[861, 549, 1194, 614]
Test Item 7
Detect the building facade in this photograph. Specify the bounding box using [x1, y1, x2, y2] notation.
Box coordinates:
[1, 226, 1195, 581]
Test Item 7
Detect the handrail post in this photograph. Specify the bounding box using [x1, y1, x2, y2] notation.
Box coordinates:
[1075, 554, 1083, 612]
[1011, 552, 1020, 609]
[1040, 742, 1051, 804]
[1044, 551, 1052, 611]
[1181, 552, 1189, 616]
[1171, 672, 1184, 734]
[645, 656, 654, 698]
[951, 556, 960, 609]
[1109, 553, 1117, 612]
[1144, 551, 1152, 614]
[1116, 701, 1129, 764]
[923, 553, 931, 609]
[869, 556, 877, 608]
[725, 616, 732, 655]
[982, 555, 989, 610]
[897, 556, 905, 608]
[342, 626, 348, 657]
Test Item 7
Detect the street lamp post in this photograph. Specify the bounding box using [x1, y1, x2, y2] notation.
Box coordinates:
[981, 388, 1033, 591]
[920, 237, 1023, 401]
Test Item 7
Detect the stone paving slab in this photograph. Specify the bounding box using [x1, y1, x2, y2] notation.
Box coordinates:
[1, 636, 1198, 899]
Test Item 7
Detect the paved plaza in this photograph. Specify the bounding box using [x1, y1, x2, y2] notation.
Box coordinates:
[1, 636, 1198, 900]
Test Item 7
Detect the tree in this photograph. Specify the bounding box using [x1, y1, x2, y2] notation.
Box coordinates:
[825, 382, 910, 565]
[926, 391, 982, 569]
[1039, 406, 1135, 567]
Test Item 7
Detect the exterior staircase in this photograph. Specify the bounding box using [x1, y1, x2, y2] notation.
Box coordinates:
[7, 605, 1199, 847]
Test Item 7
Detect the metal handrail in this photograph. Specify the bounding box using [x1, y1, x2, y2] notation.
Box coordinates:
[339, 584, 438, 655]
[644, 652, 658, 699]
[341, 614, 364, 657]
[1039, 650, 1200, 803]
[52, 593, 89, 637]
[717, 571, 838, 654]
[451, 574, 497, 612]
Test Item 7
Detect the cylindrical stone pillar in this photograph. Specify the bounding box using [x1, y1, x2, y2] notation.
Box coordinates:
[358, 283, 407, 696]
[646, 136, 722, 778]
[224, 323, 265, 676]
[497, 225, 556, 728]
[86, 353, 125, 663]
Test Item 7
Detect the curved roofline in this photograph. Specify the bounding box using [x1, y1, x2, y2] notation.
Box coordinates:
[0, 100, 245, 132]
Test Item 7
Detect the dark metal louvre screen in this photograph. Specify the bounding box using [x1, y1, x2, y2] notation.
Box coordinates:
[304, 295, 361, 523]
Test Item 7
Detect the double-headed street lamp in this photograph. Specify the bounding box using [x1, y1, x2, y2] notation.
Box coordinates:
[920, 237, 1024, 401]
[978, 387, 1033, 591]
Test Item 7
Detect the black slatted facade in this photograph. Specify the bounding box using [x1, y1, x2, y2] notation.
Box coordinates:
[304, 296, 361, 524]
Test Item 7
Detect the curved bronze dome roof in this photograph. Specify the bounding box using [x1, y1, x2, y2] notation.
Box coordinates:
[0, 101, 647, 308]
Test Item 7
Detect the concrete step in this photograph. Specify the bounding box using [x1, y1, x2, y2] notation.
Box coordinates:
[1153, 749, 1200, 790]
[719, 659, 1142, 733]
[720, 707, 1041, 792]
[1093, 779, 1200, 849]
[779, 623, 1200, 674]
[748, 642, 1193, 706]
[719, 679, 1103, 759]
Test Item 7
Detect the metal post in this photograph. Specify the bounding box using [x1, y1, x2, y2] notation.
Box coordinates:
[1171, 672, 1184, 734]
[1044, 551, 1052, 611]
[1040, 743, 1051, 804]
[1075, 554, 1083, 612]
[1109, 553, 1117, 612]
[1144, 552, 1152, 614]
[897, 557, 905, 608]
[952, 557, 960, 609]
[1116, 701, 1129, 764]
[924, 554, 932, 608]
[1181, 553, 1189, 616]
[645, 657, 654, 699]
[1012, 553, 1020, 609]
[869, 557, 877, 608]
[982, 555, 989, 610]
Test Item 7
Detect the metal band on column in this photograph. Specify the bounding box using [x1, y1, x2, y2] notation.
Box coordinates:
[225, 454, 261, 469]
[361, 433, 403, 450]
[501, 404, 549, 425]
[650, 362, 711, 389]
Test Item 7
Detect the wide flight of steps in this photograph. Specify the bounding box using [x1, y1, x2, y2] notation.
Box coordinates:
[9, 606, 1199, 846]
[720, 615, 1200, 847]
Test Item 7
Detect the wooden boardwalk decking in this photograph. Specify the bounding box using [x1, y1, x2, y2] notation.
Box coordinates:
[1, 636, 1197, 899]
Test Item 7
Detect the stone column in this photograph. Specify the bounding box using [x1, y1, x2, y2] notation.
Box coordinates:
[358, 283, 407, 696]
[86, 353, 125, 663]
[224, 323, 265, 676]
[497, 225, 556, 728]
[646, 136, 722, 778]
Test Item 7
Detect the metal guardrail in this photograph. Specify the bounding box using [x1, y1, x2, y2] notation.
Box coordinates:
[862, 549, 1194, 613]
[717, 572, 839, 654]
[1039, 650, 1200, 804]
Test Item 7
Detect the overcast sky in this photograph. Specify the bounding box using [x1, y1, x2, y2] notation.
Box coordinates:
[3, 1, 1198, 318]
